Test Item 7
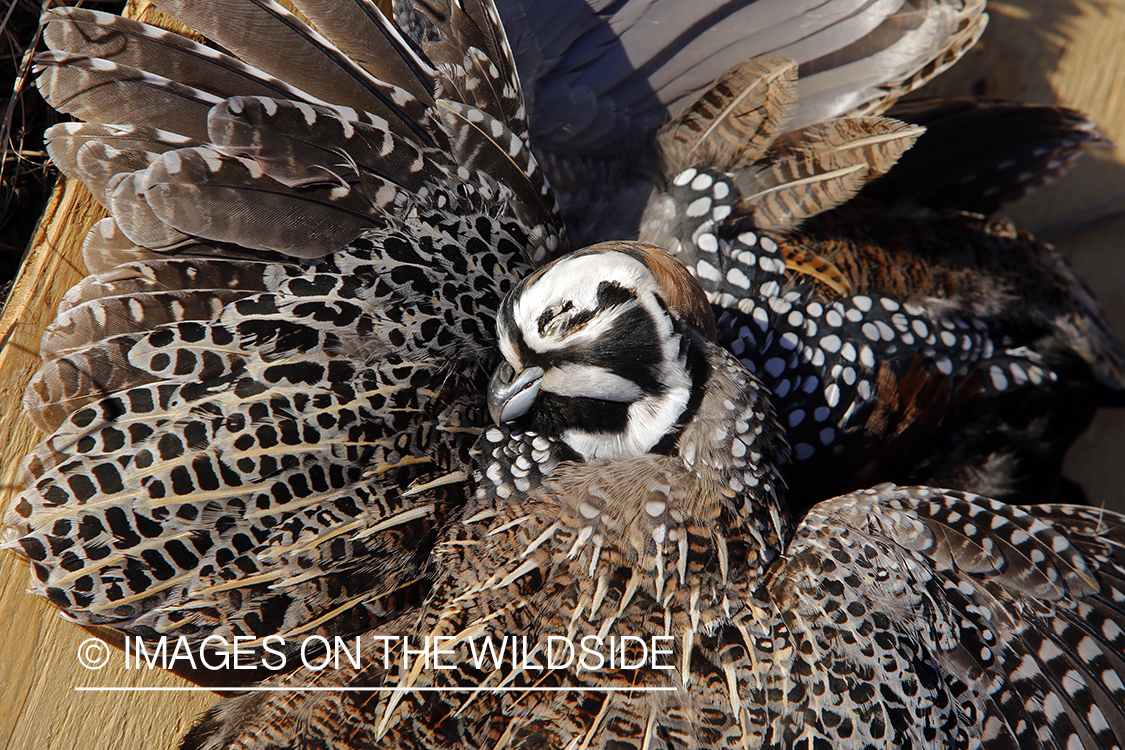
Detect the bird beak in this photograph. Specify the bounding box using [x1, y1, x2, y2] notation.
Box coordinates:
[488, 361, 544, 423]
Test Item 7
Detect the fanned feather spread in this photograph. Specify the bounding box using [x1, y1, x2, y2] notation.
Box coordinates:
[9, 0, 562, 645]
[415, 0, 990, 245]
[7, 1, 1125, 750]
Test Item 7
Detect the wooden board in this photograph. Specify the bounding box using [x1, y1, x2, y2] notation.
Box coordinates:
[0, 176, 220, 750]
[2, 1, 1123, 749]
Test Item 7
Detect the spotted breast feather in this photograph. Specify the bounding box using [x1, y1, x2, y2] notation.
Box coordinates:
[639, 58, 1125, 506]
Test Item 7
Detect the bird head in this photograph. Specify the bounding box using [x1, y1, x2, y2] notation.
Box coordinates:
[488, 242, 717, 460]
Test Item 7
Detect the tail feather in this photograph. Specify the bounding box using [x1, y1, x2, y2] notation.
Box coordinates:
[43, 122, 199, 207]
[863, 98, 1108, 214]
[648, 65, 924, 250]
[465, 0, 988, 247]
[79, 218, 178, 274]
[656, 57, 798, 177]
[42, 8, 315, 105]
[794, 0, 988, 126]
[492, 0, 986, 155]
[289, 0, 438, 99]
[738, 116, 924, 230]
[137, 146, 391, 257]
[149, 0, 435, 138]
[36, 52, 223, 141]
[10, 0, 561, 649]
[108, 171, 196, 250]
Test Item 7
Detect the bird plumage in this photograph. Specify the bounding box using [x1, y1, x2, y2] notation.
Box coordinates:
[4, 0, 1125, 748]
[463, 0, 989, 245]
[631, 51, 1124, 505]
[9, 0, 563, 645]
[180, 242, 1125, 750]
[864, 97, 1107, 215]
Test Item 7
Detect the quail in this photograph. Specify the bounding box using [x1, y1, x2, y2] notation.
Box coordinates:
[180, 242, 1125, 750]
[6, 0, 1017, 648]
[2, 1, 1124, 748]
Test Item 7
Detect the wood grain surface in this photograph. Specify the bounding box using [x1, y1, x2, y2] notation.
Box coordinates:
[1, 1, 1123, 748]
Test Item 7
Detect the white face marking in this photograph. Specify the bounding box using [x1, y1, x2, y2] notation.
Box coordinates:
[511, 252, 664, 355]
[499, 250, 696, 461]
[563, 375, 691, 460]
[541, 364, 644, 401]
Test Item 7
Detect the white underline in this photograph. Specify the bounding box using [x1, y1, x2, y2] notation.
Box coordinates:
[76, 686, 677, 693]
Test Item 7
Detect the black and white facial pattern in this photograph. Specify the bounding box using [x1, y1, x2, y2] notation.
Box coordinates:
[495, 250, 700, 460]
